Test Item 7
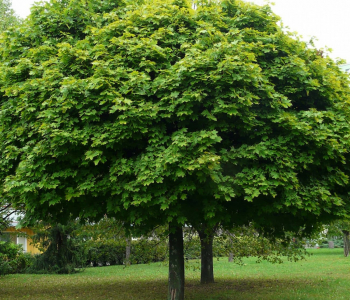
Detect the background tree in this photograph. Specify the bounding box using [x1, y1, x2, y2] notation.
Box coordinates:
[28, 220, 86, 274]
[327, 220, 350, 257]
[0, 0, 21, 33]
[0, 0, 22, 232]
[2, 0, 350, 299]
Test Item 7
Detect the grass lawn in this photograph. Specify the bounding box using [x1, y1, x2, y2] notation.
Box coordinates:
[1, 249, 350, 300]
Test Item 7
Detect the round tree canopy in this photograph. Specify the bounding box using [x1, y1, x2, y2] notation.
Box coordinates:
[1, 0, 350, 235]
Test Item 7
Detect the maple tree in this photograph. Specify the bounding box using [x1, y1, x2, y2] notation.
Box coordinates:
[1, 0, 350, 299]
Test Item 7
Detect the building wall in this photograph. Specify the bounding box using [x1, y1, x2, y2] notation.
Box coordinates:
[4, 227, 41, 255]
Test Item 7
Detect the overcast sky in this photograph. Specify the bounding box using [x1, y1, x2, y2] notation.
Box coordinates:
[10, 0, 350, 63]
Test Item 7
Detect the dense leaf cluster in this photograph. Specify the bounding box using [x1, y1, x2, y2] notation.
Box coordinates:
[1, 0, 350, 236]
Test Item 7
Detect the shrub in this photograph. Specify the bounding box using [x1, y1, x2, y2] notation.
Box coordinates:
[131, 238, 167, 264]
[86, 240, 125, 266]
[319, 239, 344, 248]
[85, 238, 168, 266]
[183, 236, 239, 260]
[0, 241, 34, 275]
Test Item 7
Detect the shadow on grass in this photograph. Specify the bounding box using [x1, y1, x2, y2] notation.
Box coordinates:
[1, 277, 317, 300]
[185, 278, 317, 300]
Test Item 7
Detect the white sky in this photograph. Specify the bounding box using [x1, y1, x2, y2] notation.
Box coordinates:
[10, 0, 350, 63]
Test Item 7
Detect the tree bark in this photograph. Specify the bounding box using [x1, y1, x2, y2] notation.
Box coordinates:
[227, 234, 234, 262]
[228, 252, 233, 262]
[168, 223, 185, 300]
[198, 227, 214, 284]
[125, 237, 131, 266]
[342, 230, 349, 257]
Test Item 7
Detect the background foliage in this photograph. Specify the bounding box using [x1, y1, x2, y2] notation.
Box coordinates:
[0, 0, 21, 33]
[27, 222, 86, 274]
[0, 241, 33, 275]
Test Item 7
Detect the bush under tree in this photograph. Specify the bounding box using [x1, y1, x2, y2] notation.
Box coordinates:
[0, 241, 33, 275]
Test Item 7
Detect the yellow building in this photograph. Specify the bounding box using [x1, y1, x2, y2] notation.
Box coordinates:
[1, 226, 41, 255]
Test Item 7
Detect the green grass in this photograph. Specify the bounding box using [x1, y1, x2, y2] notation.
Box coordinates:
[1, 249, 350, 299]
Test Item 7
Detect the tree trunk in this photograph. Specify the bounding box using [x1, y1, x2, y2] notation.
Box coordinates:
[228, 234, 234, 262]
[168, 223, 184, 300]
[228, 252, 233, 262]
[198, 228, 214, 284]
[342, 230, 349, 257]
[125, 237, 131, 266]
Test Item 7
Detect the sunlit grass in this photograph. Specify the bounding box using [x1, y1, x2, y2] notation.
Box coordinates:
[1, 249, 350, 299]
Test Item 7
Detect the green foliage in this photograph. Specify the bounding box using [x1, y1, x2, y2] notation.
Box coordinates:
[183, 236, 226, 260]
[319, 238, 344, 248]
[131, 238, 168, 264]
[85, 238, 168, 266]
[0, 241, 34, 275]
[27, 222, 86, 274]
[0, 202, 25, 233]
[0, 240, 19, 260]
[323, 220, 350, 255]
[80, 218, 168, 266]
[0, 207, 11, 233]
[183, 226, 308, 265]
[76, 217, 126, 241]
[0, 0, 21, 33]
[81, 223, 308, 268]
[28, 217, 168, 269]
[327, 219, 350, 238]
[1, 0, 350, 241]
[86, 239, 125, 266]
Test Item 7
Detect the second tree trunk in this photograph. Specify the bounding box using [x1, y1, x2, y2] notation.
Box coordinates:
[125, 237, 131, 266]
[343, 230, 350, 257]
[198, 228, 214, 284]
